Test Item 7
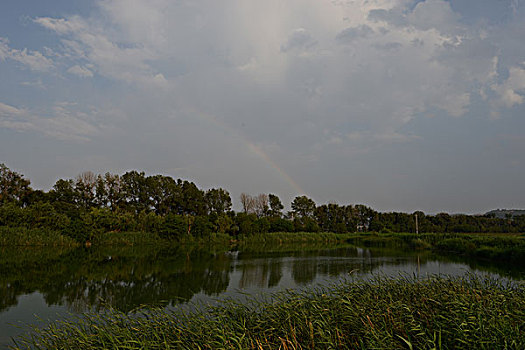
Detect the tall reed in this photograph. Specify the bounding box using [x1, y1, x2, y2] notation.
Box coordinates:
[13, 275, 524, 349]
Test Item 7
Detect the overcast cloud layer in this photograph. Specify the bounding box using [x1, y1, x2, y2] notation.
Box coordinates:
[1, 0, 524, 214]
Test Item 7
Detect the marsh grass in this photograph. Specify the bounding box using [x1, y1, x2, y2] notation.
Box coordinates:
[241, 232, 355, 243]
[350, 232, 525, 264]
[92, 231, 166, 246]
[0, 227, 78, 247]
[12, 275, 524, 349]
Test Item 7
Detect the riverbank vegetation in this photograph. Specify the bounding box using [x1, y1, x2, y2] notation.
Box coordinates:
[2, 164, 524, 247]
[0, 226, 78, 247]
[13, 275, 525, 349]
[348, 232, 525, 264]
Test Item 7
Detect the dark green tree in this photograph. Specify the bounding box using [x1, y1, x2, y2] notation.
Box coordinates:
[121, 171, 149, 213]
[291, 195, 316, 218]
[147, 175, 180, 215]
[0, 163, 32, 206]
[180, 181, 206, 216]
[205, 188, 232, 215]
[268, 194, 284, 217]
[74, 171, 97, 209]
[104, 172, 122, 211]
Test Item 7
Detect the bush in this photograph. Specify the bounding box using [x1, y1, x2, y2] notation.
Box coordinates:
[159, 213, 187, 240]
[269, 217, 294, 232]
[191, 216, 213, 238]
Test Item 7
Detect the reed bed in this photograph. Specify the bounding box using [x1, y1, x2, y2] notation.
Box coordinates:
[350, 232, 525, 264]
[0, 227, 78, 247]
[241, 232, 354, 243]
[13, 275, 524, 349]
[92, 231, 167, 246]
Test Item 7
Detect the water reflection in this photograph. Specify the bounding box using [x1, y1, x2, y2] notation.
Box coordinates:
[2, 244, 522, 316]
[0, 246, 234, 314]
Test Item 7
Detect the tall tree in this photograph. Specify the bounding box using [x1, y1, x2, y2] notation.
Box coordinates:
[75, 171, 97, 209]
[104, 172, 122, 211]
[268, 194, 284, 217]
[180, 180, 206, 216]
[94, 174, 107, 208]
[121, 171, 149, 213]
[291, 195, 316, 218]
[240, 193, 255, 214]
[205, 188, 232, 215]
[0, 164, 32, 205]
[147, 175, 180, 215]
[253, 194, 269, 217]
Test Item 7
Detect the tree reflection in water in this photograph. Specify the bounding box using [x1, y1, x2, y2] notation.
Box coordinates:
[1, 244, 522, 315]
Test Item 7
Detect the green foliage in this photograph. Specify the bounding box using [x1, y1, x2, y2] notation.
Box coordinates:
[93, 231, 164, 246]
[243, 231, 352, 244]
[84, 207, 120, 232]
[291, 195, 316, 218]
[0, 202, 70, 230]
[191, 215, 213, 238]
[268, 193, 284, 217]
[0, 202, 25, 226]
[211, 213, 233, 234]
[269, 217, 294, 232]
[350, 232, 525, 264]
[252, 217, 270, 234]
[137, 210, 163, 233]
[0, 163, 32, 205]
[2, 166, 525, 248]
[159, 213, 187, 240]
[13, 276, 525, 349]
[434, 235, 525, 263]
[0, 226, 78, 246]
[205, 188, 232, 215]
[236, 212, 258, 236]
[62, 217, 93, 242]
[293, 217, 320, 232]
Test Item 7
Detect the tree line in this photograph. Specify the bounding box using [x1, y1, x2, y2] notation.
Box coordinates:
[1, 164, 524, 243]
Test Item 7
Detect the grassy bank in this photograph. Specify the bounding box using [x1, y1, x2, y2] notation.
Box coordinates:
[0, 228, 352, 247]
[2, 228, 524, 265]
[241, 231, 354, 242]
[0, 227, 79, 247]
[349, 232, 525, 263]
[13, 275, 524, 349]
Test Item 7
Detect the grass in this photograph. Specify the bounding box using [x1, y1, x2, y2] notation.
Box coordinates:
[92, 231, 167, 246]
[434, 235, 525, 263]
[12, 275, 524, 349]
[239, 231, 355, 244]
[0, 226, 78, 247]
[349, 232, 525, 264]
[2, 227, 524, 266]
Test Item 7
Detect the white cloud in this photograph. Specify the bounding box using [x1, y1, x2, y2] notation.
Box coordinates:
[1, 0, 525, 212]
[491, 65, 525, 108]
[67, 65, 94, 78]
[0, 102, 25, 116]
[0, 37, 54, 71]
[0, 101, 100, 142]
[20, 78, 46, 89]
[21, 0, 521, 143]
[34, 15, 167, 87]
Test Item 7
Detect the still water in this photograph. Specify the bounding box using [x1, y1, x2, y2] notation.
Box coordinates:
[0, 243, 523, 347]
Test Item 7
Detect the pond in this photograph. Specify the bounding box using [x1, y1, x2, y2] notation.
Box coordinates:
[1, 243, 523, 347]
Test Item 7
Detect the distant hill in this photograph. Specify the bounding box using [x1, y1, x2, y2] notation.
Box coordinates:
[485, 209, 525, 219]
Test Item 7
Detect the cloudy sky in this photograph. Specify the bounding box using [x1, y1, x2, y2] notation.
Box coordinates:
[1, 0, 524, 214]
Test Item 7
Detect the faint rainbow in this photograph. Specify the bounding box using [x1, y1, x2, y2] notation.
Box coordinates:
[187, 108, 305, 195]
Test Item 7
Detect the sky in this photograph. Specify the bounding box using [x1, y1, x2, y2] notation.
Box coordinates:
[1, 0, 524, 214]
